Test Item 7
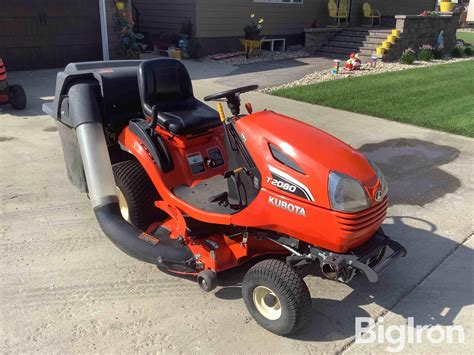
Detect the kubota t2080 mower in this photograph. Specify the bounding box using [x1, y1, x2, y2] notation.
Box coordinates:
[43, 59, 406, 335]
[0, 58, 27, 110]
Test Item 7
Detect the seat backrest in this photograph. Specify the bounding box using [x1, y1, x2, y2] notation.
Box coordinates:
[138, 58, 196, 116]
[328, 0, 337, 17]
[363, 2, 372, 17]
[339, 0, 348, 16]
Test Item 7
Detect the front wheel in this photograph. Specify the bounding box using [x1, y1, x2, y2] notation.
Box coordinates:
[242, 259, 312, 335]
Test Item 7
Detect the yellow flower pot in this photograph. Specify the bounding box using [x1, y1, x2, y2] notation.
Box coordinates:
[382, 41, 391, 49]
[387, 35, 397, 44]
[391, 29, 401, 37]
[440, 2, 454, 12]
[168, 49, 182, 60]
[116, 1, 125, 10]
[376, 47, 385, 56]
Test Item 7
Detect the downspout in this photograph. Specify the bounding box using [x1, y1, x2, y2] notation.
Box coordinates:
[99, 0, 110, 60]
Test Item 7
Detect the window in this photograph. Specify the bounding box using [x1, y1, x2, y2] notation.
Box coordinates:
[254, 0, 303, 4]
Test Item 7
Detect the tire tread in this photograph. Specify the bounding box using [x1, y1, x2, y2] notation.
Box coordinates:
[112, 160, 161, 229]
[243, 259, 312, 335]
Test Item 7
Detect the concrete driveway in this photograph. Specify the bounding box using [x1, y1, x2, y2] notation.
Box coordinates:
[1, 63, 473, 353]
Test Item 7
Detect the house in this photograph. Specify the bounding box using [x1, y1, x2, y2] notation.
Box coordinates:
[0, 0, 438, 70]
[133, 0, 438, 56]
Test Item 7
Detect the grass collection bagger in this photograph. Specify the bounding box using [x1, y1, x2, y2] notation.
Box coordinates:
[43, 58, 406, 335]
[0, 58, 27, 110]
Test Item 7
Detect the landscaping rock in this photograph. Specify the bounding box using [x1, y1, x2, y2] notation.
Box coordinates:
[202, 49, 309, 66]
[262, 57, 474, 93]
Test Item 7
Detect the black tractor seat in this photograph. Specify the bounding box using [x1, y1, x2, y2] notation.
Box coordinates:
[156, 102, 220, 136]
[138, 59, 221, 136]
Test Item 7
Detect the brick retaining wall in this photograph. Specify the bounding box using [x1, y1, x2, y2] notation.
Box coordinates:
[384, 14, 460, 61]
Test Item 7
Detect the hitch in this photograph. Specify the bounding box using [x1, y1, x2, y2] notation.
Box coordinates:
[311, 230, 407, 283]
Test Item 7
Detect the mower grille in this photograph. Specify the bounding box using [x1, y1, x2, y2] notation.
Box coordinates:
[334, 197, 388, 234]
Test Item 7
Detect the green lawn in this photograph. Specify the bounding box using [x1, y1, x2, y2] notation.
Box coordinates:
[457, 30, 474, 46]
[272, 61, 474, 137]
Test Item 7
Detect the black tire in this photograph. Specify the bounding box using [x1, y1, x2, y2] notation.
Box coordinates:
[8, 84, 27, 110]
[242, 259, 312, 335]
[197, 269, 217, 292]
[112, 160, 162, 229]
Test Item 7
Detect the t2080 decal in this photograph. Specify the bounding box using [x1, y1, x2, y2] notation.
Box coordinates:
[267, 165, 315, 202]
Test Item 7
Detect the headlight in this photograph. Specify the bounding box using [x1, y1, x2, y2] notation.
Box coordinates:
[368, 160, 388, 198]
[328, 172, 370, 213]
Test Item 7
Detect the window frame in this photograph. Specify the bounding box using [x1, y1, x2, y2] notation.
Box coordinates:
[254, 0, 304, 4]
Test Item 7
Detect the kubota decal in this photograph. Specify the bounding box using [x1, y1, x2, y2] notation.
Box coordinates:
[268, 196, 306, 217]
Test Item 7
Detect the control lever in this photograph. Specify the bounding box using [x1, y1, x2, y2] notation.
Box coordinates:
[224, 167, 246, 179]
[245, 102, 253, 114]
[149, 105, 159, 130]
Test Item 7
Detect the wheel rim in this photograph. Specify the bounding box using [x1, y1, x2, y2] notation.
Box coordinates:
[116, 187, 130, 222]
[253, 286, 282, 320]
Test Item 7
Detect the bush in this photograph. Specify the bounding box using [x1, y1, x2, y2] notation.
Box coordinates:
[452, 41, 466, 58]
[418, 49, 434, 61]
[451, 47, 464, 57]
[400, 48, 416, 64]
[187, 38, 201, 59]
[464, 46, 473, 56]
[417, 44, 434, 61]
[433, 49, 444, 59]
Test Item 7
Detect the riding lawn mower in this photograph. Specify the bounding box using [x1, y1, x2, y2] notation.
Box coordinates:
[43, 58, 406, 335]
[0, 58, 27, 110]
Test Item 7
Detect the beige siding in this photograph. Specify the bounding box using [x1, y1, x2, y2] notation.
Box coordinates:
[133, 0, 196, 34]
[349, 0, 436, 26]
[196, 0, 437, 38]
[196, 0, 330, 38]
[369, 0, 436, 16]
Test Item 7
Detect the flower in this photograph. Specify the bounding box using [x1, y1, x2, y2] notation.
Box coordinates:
[259, 18, 264, 24]
[250, 14, 255, 18]
[419, 44, 433, 51]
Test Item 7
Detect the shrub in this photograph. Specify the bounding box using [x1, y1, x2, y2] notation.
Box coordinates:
[114, 10, 145, 59]
[433, 49, 444, 59]
[464, 46, 473, 56]
[243, 14, 264, 39]
[400, 48, 416, 64]
[417, 44, 434, 61]
[187, 38, 201, 59]
[452, 41, 465, 58]
[180, 18, 193, 37]
[451, 47, 464, 57]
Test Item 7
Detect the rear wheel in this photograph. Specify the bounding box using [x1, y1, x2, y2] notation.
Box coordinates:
[9, 84, 27, 110]
[112, 160, 162, 229]
[242, 259, 312, 335]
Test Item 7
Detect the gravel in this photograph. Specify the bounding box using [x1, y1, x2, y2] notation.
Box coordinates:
[202, 49, 309, 66]
[261, 57, 474, 93]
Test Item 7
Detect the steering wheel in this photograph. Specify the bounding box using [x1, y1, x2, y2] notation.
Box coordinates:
[203, 85, 259, 102]
[204, 85, 258, 116]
